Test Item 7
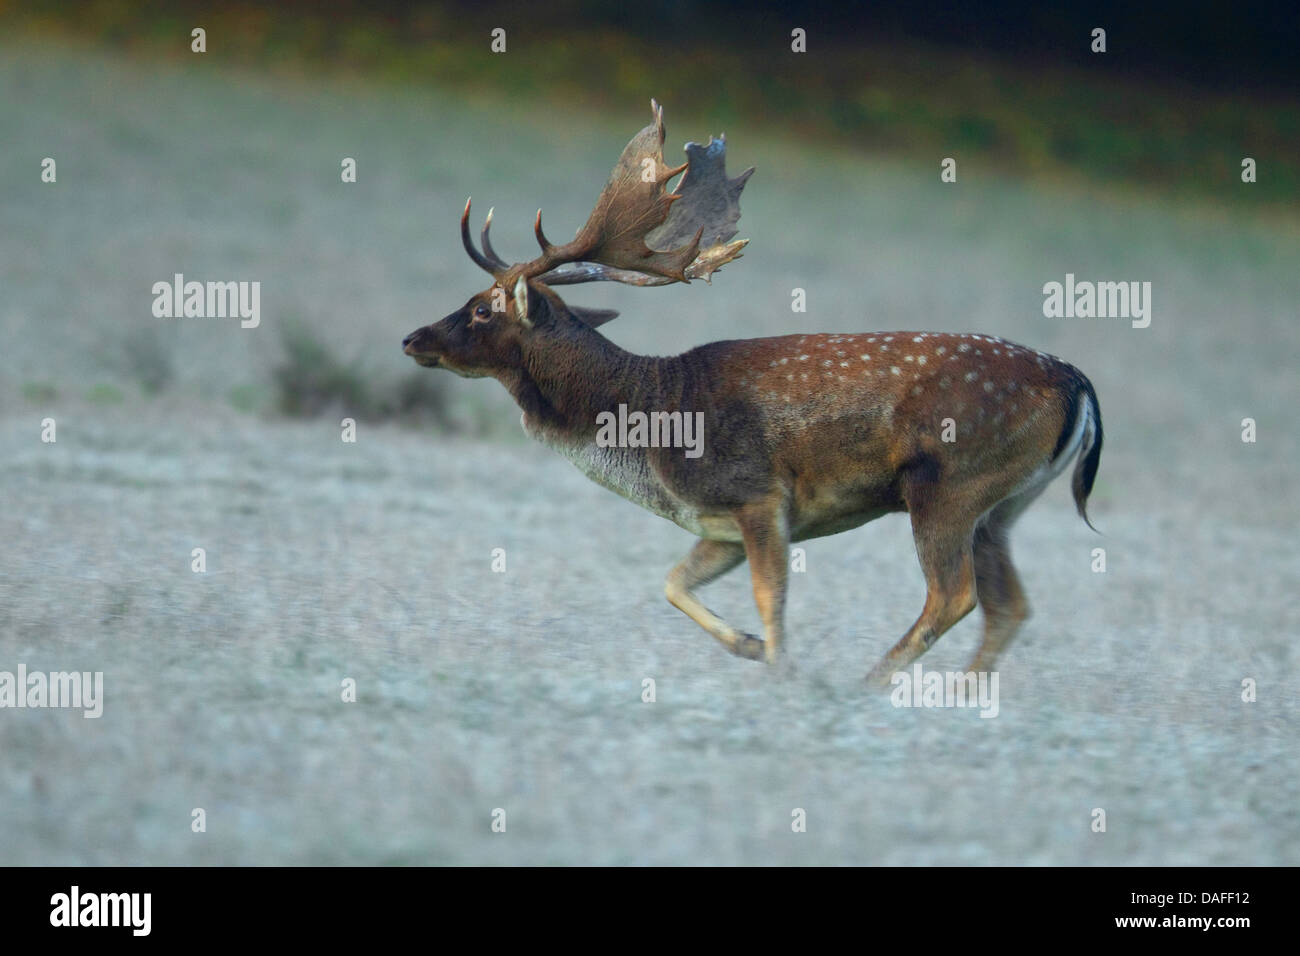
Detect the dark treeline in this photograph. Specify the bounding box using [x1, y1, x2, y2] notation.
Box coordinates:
[11, 1, 1297, 201]
[308, 0, 1297, 91]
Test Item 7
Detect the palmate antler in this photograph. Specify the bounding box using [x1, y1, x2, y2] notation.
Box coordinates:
[462, 99, 753, 288]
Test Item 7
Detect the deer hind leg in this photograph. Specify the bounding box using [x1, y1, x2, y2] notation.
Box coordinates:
[968, 497, 1035, 673]
[865, 495, 978, 688]
[736, 498, 791, 665]
[665, 539, 766, 661]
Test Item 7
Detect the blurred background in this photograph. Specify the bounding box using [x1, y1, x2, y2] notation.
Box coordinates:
[4, 0, 1297, 422]
[1, 2, 1297, 865]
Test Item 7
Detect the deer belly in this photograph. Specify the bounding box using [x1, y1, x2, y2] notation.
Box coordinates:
[525, 420, 737, 540]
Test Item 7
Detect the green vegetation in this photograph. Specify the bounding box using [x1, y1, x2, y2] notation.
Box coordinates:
[22, 382, 58, 403]
[272, 322, 450, 426]
[5, 1, 1296, 207]
[117, 326, 174, 396]
[85, 382, 125, 405]
[226, 383, 264, 414]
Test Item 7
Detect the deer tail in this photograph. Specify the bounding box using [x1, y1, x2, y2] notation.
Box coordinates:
[1068, 377, 1103, 532]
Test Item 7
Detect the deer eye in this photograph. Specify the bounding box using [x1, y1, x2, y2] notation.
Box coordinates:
[471, 303, 491, 323]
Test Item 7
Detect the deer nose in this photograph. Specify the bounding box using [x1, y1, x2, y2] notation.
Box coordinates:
[402, 330, 421, 352]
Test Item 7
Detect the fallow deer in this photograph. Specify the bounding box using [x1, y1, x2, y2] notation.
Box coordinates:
[402, 101, 1103, 684]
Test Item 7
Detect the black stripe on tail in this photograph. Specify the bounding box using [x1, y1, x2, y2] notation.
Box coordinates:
[1066, 376, 1103, 532]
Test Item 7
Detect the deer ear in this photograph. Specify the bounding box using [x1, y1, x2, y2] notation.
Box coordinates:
[512, 277, 532, 327]
[570, 306, 619, 329]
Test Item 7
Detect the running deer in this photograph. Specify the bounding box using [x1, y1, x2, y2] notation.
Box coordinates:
[402, 101, 1103, 684]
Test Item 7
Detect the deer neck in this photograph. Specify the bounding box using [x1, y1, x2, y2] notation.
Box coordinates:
[505, 323, 671, 444]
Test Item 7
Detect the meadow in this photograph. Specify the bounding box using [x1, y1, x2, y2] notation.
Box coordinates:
[1, 38, 1296, 864]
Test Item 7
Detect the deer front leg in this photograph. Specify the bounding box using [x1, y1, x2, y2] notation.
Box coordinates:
[736, 497, 791, 665]
[665, 539, 765, 661]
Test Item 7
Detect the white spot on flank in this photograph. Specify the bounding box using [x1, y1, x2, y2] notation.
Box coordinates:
[884, 336, 894, 342]
[904, 355, 914, 362]
[840, 361, 849, 367]
[890, 366, 901, 375]
[984, 381, 994, 392]
[936, 346, 947, 355]
[959, 344, 971, 352]
[798, 354, 809, 361]
[860, 354, 871, 361]
[917, 356, 927, 365]
[965, 371, 978, 382]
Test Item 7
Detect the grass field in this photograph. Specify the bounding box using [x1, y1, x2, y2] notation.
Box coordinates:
[1, 38, 1297, 865]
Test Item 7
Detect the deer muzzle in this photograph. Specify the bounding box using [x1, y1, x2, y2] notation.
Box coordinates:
[402, 328, 440, 366]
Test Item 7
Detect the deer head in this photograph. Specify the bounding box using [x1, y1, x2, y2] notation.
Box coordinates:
[402, 100, 754, 379]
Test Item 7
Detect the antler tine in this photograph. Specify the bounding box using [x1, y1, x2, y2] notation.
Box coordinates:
[460, 198, 503, 277]
[479, 207, 509, 271]
[533, 209, 559, 258]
